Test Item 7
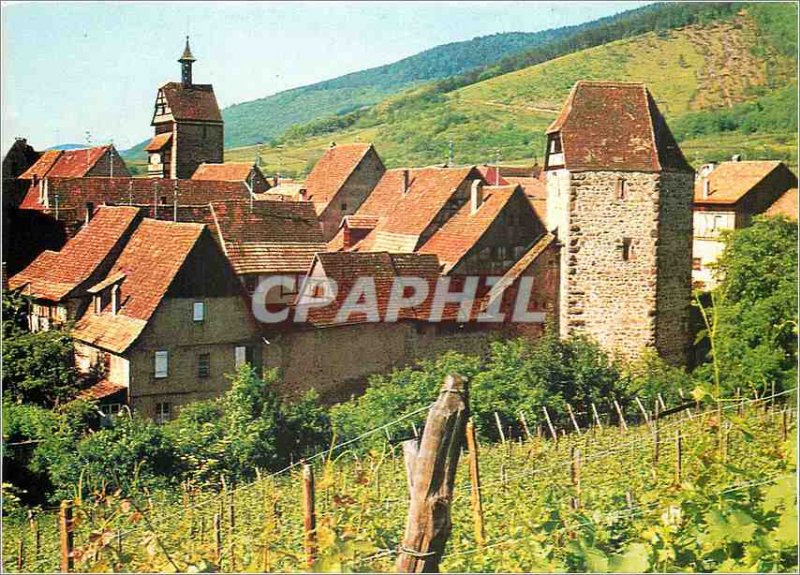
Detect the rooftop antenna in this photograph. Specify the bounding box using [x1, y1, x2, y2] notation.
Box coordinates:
[494, 149, 502, 185]
[173, 182, 178, 222]
[447, 140, 454, 167]
[85, 131, 92, 171]
[128, 179, 133, 205]
[54, 191, 60, 220]
[153, 180, 158, 218]
[110, 138, 114, 178]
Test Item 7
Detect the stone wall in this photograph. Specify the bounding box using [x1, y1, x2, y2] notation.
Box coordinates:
[318, 148, 385, 240]
[549, 169, 682, 363]
[174, 122, 224, 180]
[262, 322, 502, 403]
[655, 170, 694, 365]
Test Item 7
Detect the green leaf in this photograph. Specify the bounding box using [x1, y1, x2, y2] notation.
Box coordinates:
[728, 509, 756, 543]
[609, 543, 651, 573]
[583, 546, 610, 573]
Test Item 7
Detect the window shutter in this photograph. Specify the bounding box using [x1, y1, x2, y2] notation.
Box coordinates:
[155, 351, 169, 378]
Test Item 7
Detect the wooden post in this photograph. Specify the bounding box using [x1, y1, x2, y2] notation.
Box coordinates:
[59, 500, 74, 573]
[591, 403, 603, 430]
[465, 420, 485, 547]
[213, 513, 222, 565]
[653, 403, 661, 473]
[634, 397, 651, 429]
[657, 393, 667, 411]
[396, 374, 469, 573]
[613, 399, 628, 433]
[17, 538, 24, 571]
[674, 429, 683, 486]
[302, 463, 317, 569]
[566, 404, 581, 436]
[494, 412, 506, 444]
[781, 409, 788, 442]
[519, 412, 532, 441]
[403, 438, 420, 492]
[571, 447, 581, 509]
[542, 406, 558, 444]
[229, 489, 236, 572]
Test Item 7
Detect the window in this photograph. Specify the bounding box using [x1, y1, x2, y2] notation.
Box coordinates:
[154, 351, 169, 378]
[615, 177, 626, 200]
[340, 202, 348, 212]
[495, 246, 508, 260]
[160, 196, 168, 206]
[513, 245, 526, 259]
[243, 275, 258, 294]
[549, 136, 562, 154]
[622, 238, 634, 261]
[713, 215, 724, 231]
[150, 153, 161, 165]
[234, 346, 252, 369]
[100, 403, 122, 417]
[193, 301, 205, 322]
[197, 353, 211, 378]
[692, 257, 702, 271]
[155, 402, 171, 424]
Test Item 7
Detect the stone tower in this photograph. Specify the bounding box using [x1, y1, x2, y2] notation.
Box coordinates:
[544, 81, 694, 365]
[145, 37, 224, 179]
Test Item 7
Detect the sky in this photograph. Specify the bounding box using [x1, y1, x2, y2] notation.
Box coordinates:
[2, 1, 649, 151]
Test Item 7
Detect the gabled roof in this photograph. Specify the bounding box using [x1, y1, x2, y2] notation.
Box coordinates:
[765, 187, 798, 220]
[192, 162, 259, 182]
[357, 166, 482, 251]
[477, 166, 509, 186]
[693, 161, 792, 205]
[18, 150, 62, 180]
[303, 143, 375, 211]
[144, 133, 173, 152]
[417, 185, 523, 273]
[547, 81, 691, 173]
[299, 251, 441, 327]
[73, 219, 206, 353]
[208, 200, 325, 274]
[18, 146, 118, 179]
[156, 82, 222, 123]
[8, 206, 142, 301]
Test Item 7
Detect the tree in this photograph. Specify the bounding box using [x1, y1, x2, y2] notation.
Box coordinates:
[695, 216, 797, 396]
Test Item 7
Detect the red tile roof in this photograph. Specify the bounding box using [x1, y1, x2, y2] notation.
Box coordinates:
[77, 379, 127, 401]
[299, 251, 441, 326]
[8, 206, 142, 301]
[357, 166, 482, 251]
[765, 187, 798, 220]
[477, 166, 509, 186]
[417, 185, 522, 272]
[504, 175, 547, 222]
[73, 219, 206, 352]
[192, 162, 257, 182]
[18, 150, 62, 180]
[693, 161, 788, 205]
[303, 143, 374, 211]
[547, 81, 691, 173]
[144, 133, 173, 152]
[157, 82, 222, 123]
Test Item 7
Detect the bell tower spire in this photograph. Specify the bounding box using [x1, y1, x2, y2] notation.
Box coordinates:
[178, 36, 196, 87]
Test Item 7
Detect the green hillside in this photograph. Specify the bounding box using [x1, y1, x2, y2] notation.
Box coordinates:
[226, 4, 797, 176]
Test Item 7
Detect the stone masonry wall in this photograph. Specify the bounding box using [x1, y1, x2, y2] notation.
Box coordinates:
[175, 122, 224, 180]
[554, 170, 662, 361]
[655, 170, 694, 365]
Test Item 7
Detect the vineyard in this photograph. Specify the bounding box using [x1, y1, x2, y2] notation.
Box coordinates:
[2, 388, 797, 573]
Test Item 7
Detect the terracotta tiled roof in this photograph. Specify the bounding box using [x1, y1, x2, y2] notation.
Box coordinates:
[145, 133, 173, 152]
[547, 81, 691, 173]
[303, 143, 374, 211]
[209, 200, 325, 274]
[417, 185, 521, 272]
[77, 379, 127, 401]
[765, 187, 798, 220]
[73, 219, 205, 352]
[157, 82, 222, 123]
[693, 161, 787, 204]
[192, 162, 257, 182]
[356, 167, 482, 252]
[47, 147, 114, 178]
[299, 251, 441, 326]
[19, 178, 251, 235]
[477, 166, 509, 186]
[18, 150, 62, 180]
[8, 206, 142, 301]
[504, 175, 547, 222]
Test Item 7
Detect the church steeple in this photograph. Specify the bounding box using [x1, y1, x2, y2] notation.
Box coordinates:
[178, 36, 196, 87]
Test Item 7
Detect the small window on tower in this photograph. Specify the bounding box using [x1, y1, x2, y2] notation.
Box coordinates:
[616, 177, 626, 199]
[622, 237, 635, 261]
[160, 196, 167, 206]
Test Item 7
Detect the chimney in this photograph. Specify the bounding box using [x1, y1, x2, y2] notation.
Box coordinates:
[274, 172, 280, 187]
[111, 284, 120, 315]
[470, 179, 484, 214]
[85, 202, 95, 224]
[343, 224, 352, 250]
[402, 169, 410, 195]
[703, 179, 711, 199]
[298, 187, 307, 201]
